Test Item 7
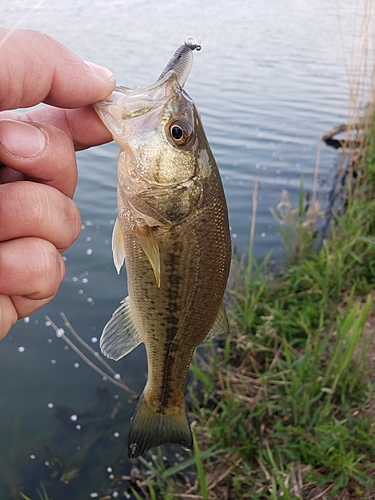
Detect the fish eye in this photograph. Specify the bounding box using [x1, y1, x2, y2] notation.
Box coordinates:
[168, 120, 193, 146]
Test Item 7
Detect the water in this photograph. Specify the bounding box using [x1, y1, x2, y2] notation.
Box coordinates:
[0, 0, 365, 497]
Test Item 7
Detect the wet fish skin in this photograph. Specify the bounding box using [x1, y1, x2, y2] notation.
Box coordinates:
[94, 70, 231, 458]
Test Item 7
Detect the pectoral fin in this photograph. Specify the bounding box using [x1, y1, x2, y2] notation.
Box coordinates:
[100, 296, 142, 360]
[206, 303, 230, 339]
[135, 225, 161, 287]
[112, 217, 126, 274]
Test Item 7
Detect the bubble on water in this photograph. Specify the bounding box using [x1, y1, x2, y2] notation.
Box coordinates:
[105, 239, 110, 245]
[23, 317, 30, 324]
[78, 289, 84, 295]
[56, 328, 65, 338]
[45, 320, 51, 327]
[112, 492, 119, 498]
[113, 432, 120, 438]
[76, 424, 81, 430]
[102, 376, 108, 381]
[114, 394, 119, 400]
[261, 232, 266, 238]
[85, 221, 92, 226]
[109, 219, 115, 225]
[50, 359, 56, 365]
[47, 339, 52, 344]
[64, 346, 69, 351]
[255, 162, 261, 169]
[30, 455, 36, 460]
[72, 276, 78, 282]
[107, 467, 113, 473]
[81, 224, 85, 230]
[74, 363, 80, 368]
[91, 337, 98, 343]
[232, 233, 237, 239]
[86, 236, 92, 242]
[89, 493, 98, 498]
[238, 180, 243, 185]
[86, 248, 93, 256]
[262, 165, 267, 170]
[18, 346, 25, 353]
[82, 278, 88, 284]
[45, 460, 50, 466]
[87, 298, 93, 303]
[47, 403, 54, 409]
[63, 256, 67, 261]
[114, 374, 121, 380]
[70, 414, 78, 422]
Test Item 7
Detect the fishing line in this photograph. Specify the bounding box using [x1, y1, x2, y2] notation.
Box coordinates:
[0, 0, 46, 51]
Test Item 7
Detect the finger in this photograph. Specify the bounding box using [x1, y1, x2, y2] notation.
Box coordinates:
[0, 181, 81, 251]
[0, 29, 116, 111]
[0, 294, 53, 340]
[22, 105, 113, 151]
[0, 237, 65, 298]
[0, 119, 79, 197]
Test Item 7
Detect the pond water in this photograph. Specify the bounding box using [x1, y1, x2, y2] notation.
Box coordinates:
[0, 0, 365, 497]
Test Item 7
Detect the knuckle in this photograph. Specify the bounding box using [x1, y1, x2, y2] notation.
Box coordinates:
[16, 238, 65, 299]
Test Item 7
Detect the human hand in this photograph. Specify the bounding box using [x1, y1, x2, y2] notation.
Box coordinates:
[0, 28, 116, 339]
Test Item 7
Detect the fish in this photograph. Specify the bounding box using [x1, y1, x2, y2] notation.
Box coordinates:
[94, 37, 231, 459]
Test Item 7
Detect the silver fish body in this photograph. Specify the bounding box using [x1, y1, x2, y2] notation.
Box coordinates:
[94, 42, 231, 458]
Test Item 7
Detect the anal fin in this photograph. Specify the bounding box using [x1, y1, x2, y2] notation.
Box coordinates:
[100, 296, 142, 360]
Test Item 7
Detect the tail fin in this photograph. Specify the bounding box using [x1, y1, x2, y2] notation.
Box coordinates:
[128, 395, 192, 458]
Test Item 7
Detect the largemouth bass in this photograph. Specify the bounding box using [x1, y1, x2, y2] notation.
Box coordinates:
[94, 38, 231, 458]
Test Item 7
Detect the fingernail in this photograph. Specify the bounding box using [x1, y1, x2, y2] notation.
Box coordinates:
[0, 120, 46, 158]
[84, 61, 115, 82]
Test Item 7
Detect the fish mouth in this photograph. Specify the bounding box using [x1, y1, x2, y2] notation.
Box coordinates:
[96, 70, 183, 113]
[94, 71, 192, 145]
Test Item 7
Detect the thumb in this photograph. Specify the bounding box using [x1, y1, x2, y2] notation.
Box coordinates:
[0, 29, 116, 111]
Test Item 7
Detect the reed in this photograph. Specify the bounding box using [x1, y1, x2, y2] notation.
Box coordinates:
[45, 313, 137, 396]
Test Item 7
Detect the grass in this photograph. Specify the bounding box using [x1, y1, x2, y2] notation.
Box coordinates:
[128, 112, 375, 499]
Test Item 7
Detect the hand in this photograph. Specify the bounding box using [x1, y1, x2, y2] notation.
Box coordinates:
[0, 28, 116, 339]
